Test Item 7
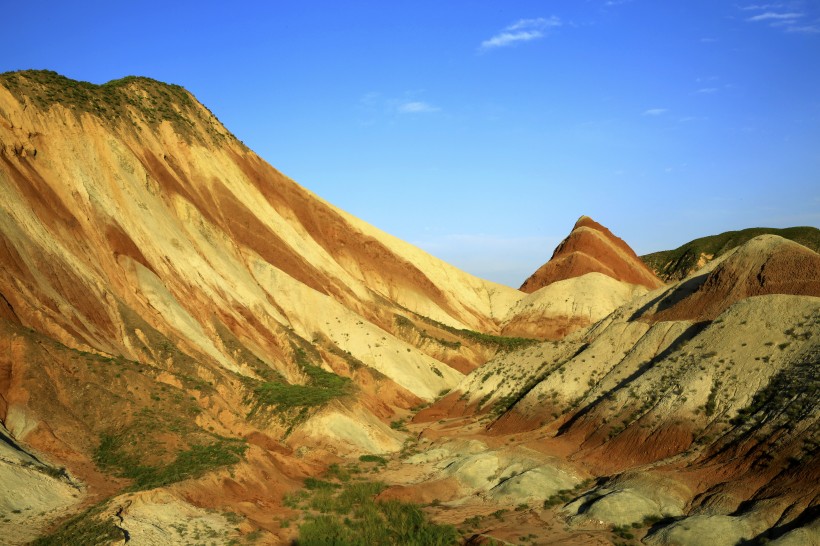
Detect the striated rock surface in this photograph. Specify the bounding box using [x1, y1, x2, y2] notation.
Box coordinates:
[0, 70, 530, 544]
[520, 215, 663, 293]
[1, 70, 817, 545]
[421, 235, 819, 544]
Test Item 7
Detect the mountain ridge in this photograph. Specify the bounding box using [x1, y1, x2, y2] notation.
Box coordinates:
[641, 225, 820, 282]
[1, 71, 817, 546]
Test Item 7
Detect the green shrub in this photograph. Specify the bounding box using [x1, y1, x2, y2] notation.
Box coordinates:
[31, 504, 123, 546]
[94, 433, 246, 491]
[304, 477, 340, 491]
[543, 489, 574, 508]
[612, 525, 634, 539]
[250, 346, 352, 413]
[293, 480, 458, 545]
[390, 419, 408, 431]
[358, 454, 388, 465]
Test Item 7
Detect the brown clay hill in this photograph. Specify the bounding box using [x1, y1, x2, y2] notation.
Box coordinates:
[639, 235, 820, 322]
[520, 215, 663, 293]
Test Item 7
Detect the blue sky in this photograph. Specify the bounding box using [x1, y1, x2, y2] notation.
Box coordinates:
[2, 1, 819, 286]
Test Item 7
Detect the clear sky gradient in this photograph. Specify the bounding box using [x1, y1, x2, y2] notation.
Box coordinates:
[2, 1, 818, 286]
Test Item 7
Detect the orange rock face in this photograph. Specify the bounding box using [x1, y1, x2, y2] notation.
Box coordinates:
[520, 216, 664, 292]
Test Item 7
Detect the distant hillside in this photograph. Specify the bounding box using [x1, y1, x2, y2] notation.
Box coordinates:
[641, 226, 820, 281]
[520, 215, 662, 292]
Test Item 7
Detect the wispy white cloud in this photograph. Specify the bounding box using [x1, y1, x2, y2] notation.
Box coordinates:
[506, 17, 561, 31]
[480, 17, 561, 51]
[481, 30, 544, 49]
[357, 92, 441, 120]
[747, 11, 803, 21]
[741, 3, 785, 10]
[741, 4, 817, 33]
[397, 101, 440, 114]
[642, 108, 668, 116]
[787, 24, 820, 33]
[696, 87, 719, 94]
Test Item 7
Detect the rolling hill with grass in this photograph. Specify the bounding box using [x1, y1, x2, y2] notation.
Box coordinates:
[641, 226, 820, 282]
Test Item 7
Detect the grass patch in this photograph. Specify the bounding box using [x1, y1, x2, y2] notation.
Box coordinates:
[543, 489, 575, 508]
[94, 431, 246, 491]
[31, 503, 123, 546]
[291, 479, 459, 546]
[0, 69, 233, 145]
[390, 418, 408, 432]
[252, 381, 346, 409]
[248, 345, 352, 423]
[359, 454, 388, 465]
[404, 313, 538, 352]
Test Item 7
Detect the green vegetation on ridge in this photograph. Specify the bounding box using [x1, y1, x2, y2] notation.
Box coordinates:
[400, 312, 538, 351]
[30, 503, 123, 546]
[94, 432, 247, 491]
[640, 226, 820, 281]
[0, 69, 230, 144]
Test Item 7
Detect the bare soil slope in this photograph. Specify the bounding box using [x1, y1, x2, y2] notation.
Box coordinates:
[0, 70, 531, 544]
[416, 235, 819, 545]
[520, 216, 663, 293]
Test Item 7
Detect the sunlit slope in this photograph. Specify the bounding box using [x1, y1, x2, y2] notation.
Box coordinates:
[0, 70, 538, 542]
[641, 225, 820, 282]
[521, 215, 663, 293]
[0, 70, 528, 408]
[422, 235, 819, 543]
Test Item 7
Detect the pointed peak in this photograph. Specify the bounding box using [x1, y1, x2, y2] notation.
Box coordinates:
[520, 217, 663, 293]
[573, 215, 599, 230]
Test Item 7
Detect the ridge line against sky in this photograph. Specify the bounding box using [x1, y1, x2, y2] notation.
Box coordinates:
[1, 0, 818, 287]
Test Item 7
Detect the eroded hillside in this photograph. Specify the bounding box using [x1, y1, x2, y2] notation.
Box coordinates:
[0, 71, 818, 546]
[0, 70, 539, 544]
[640, 226, 820, 282]
[414, 235, 819, 545]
